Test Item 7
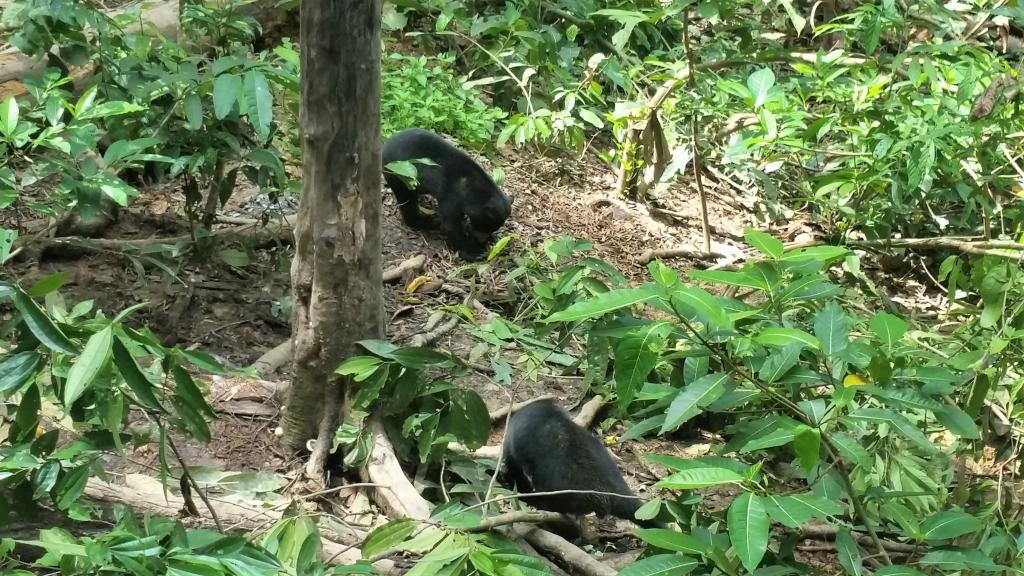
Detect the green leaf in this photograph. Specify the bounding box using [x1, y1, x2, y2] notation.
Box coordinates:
[336, 356, 384, 380]
[932, 404, 980, 439]
[744, 229, 783, 258]
[614, 322, 672, 410]
[634, 529, 707, 555]
[881, 502, 921, 539]
[669, 285, 731, 331]
[12, 289, 77, 355]
[362, 519, 417, 559]
[446, 388, 491, 449]
[846, 408, 936, 453]
[111, 337, 163, 412]
[753, 327, 820, 350]
[0, 95, 19, 137]
[792, 425, 820, 472]
[577, 108, 604, 128]
[728, 492, 769, 573]
[27, 271, 70, 297]
[869, 312, 907, 349]
[183, 92, 204, 130]
[661, 372, 729, 433]
[75, 101, 144, 121]
[758, 343, 801, 384]
[617, 554, 698, 576]
[835, 528, 862, 576]
[746, 69, 775, 109]
[55, 465, 90, 510]
[172, 365, 216, 419]
[243, 71, 273, 143]
[813, 301, 849, 360]
[688, 269, 768, 290]
[907, 140, 935, 191]
[0, 351, 41, 396]
[544, 285, 659, 322]
[655, 467, 744, 489]
[218, 248, 251, 267]
[0, 228, 16, 264]
[920, 510, 981, 541]
[919, 549, 1006, 572]
[766, 494, 842, 528]
[64, 326, 113, 406]
[213, 73, 242, 119]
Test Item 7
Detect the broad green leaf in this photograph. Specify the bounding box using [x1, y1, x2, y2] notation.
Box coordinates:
[172, 365, 216, 419]
[243, 71, 273, 143]
[634, 529, 707, 556]
[669, 285, 731, 330]
[55, 465, 91, 510]
[27, 271, 70, 297]
[813, 301, 849, 360]
[829, 432, 871, 468]
[779, 245, 850, 263]
[745, 227, 782, 256]
[688, 269, 768, 291]
[869, 312, 907, 349]
[64, 327, 113, 406]
[617, 553, 698, 576]
[446, 388, 490, 449]
[656, 467, 744, 489]
[12, 289, 77, 355]
[881, 502, 921, 539]
[746, 69, 776, 109]
[728, 492, 769, 573]
[753, 327, 820, 350]
[75, 101, 144, 121]
[0, 228, 15, 263]
[846, 408, 936, 453]
[907, 140, 935, 191]
[545, 285, 659, 322]
[336, 356, 384, 380]
[792, 425, 820, 472]
[0, 95, 18, 137]
[933, 404, 980, 439]
[218, 248, 251, 267]
[766, 494, 842, 528]
[919, 550, 1006, 572]
[758, 343, 801, 384]
[739, 418, 798, 452]
[213, 73, 242, 119]
[920, 510, 981, 541]
[615, 322, 672, 409]
[835, 528, 862, 576]
[183, 92, 204, 130]
[111, 337, 163, 412]
[661, 372, 729, 433]
[0, 351, 41, 396]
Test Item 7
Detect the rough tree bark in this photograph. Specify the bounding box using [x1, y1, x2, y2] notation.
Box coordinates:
[281, 0, 383, 469]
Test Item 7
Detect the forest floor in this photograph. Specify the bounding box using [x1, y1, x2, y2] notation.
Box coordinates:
[7, 141, 949, 574]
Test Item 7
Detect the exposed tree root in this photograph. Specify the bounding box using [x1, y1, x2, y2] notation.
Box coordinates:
[382, 254, 427, 283]
[523, 527, 618, 576]
[358, 417, 432, 521]
[251, 339, 294, 378]
[81, 473, 395, 572]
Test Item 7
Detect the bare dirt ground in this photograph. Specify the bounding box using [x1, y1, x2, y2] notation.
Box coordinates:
[6, 141, 947, 575]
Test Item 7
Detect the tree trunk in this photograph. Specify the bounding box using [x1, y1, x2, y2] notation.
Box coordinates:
[282, 0, 383, 457]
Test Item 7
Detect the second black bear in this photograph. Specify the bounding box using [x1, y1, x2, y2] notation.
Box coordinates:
[382, 128, 511, 260]
[501, 399, 664, 528]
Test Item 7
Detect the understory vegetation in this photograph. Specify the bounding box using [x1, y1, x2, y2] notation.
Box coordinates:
[1, 0, 1022, 575]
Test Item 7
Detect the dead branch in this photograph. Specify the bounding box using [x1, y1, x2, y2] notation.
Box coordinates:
[573, 395, 606, 429]
[383, 254, 427, 283]
[465, 510, 572, 532]
[251, 339, 294, 378]
[358, 416, 432, 520]
[408, 315, 460, 347]
[489, 395, 556, 422]
[637, 247, 725, 264]
[82, 473, 395, 572]
[523, 527, 618, 576]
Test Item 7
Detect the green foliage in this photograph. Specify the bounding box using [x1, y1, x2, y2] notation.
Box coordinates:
[388, 0, 1024, 237]
[0, 277, 222, 523]
[381, 51, 506, 146]
[1, 508, 371, 576]
[336, 340, 492, 466]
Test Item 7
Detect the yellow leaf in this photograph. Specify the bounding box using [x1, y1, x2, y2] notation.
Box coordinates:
[406, 275, 433, 294]
[35, 426, 45, 438]
[603, 434, 617, 446]
[843, 374, 868, 387]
